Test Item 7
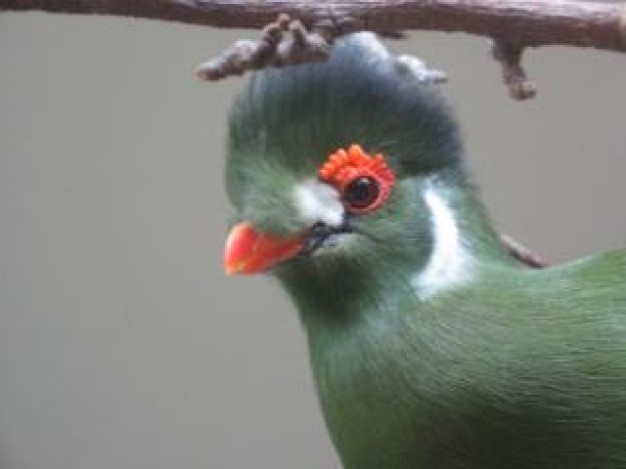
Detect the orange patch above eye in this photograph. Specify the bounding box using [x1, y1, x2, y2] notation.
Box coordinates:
[319, 144, 396, 213]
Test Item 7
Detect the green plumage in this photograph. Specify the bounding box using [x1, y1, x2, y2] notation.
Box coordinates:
[225, 34, 626, 468]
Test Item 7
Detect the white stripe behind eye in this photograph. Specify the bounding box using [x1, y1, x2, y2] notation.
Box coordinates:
[412, 184, 473, 299]
[294, 178, 344, 228]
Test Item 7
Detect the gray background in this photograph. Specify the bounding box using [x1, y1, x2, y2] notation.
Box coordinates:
[1, 11, 625, 469]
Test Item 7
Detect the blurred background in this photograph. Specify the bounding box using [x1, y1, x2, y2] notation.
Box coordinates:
[1, 10, 625, 469]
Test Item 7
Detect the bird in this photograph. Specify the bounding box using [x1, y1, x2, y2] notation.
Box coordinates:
[221, 33, 626, 469]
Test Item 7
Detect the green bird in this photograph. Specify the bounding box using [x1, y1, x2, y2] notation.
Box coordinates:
[222, 33, 626, 468]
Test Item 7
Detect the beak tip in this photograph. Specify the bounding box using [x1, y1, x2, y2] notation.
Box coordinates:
[223, 221, 303, 276]
[224, 263, 242, 276]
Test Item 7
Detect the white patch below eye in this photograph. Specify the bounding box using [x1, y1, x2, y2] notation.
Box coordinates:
[412, 184, 473, 299]
[294, 179, 344, 228]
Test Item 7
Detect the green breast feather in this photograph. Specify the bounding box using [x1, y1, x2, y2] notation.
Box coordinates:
[307, 250, 626, 469]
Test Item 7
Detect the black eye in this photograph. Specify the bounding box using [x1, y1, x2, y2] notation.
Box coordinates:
[343, 176, 380, 211]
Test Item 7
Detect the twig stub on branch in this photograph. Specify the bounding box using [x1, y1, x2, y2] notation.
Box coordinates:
[196, 14, 337, 81]
[500, 234, 548, 269]
[492, 41, 537, 101]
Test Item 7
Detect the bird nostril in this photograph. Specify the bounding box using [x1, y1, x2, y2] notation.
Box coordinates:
[301, 221, 355, 256]
[302, 223, 333, 255]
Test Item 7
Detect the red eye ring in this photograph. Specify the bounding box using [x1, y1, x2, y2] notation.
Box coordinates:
[319, 144, 395, 213]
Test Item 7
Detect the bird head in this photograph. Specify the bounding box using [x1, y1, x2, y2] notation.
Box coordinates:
[223, 33, 466, 299]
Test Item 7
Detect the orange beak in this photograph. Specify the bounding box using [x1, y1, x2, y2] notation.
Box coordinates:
[224, 222, 305, 275]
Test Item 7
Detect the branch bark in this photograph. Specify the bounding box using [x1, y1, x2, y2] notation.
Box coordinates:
[3, 1, 626, 53]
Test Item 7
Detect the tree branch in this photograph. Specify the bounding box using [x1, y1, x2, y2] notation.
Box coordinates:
[4, 1, 626, 95]
[3, 1, 626, 53]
